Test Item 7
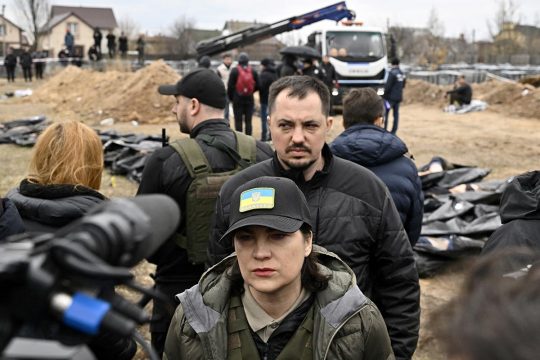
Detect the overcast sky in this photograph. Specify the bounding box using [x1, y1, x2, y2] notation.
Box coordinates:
[6, 0, 540, 41]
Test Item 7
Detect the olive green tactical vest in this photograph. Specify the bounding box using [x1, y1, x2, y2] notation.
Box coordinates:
[170, 131, 256, 264]
[227, 296, 313, 360]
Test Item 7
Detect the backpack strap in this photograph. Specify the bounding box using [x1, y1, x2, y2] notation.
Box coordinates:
[170, 139, 211, 178]
[234, 131, 257, 166]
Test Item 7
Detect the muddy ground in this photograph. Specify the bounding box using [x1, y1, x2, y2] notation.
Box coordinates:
[1, 76, 539, 359]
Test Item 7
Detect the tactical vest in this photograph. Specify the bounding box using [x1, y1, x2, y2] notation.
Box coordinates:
[227, 295, 313, 360]
[170, 131, 256, 264]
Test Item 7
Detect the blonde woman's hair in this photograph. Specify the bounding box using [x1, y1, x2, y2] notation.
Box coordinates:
[27, 121, 103, 190]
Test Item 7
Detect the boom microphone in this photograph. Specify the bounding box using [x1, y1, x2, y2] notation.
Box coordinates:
[54, 194, 180, 267]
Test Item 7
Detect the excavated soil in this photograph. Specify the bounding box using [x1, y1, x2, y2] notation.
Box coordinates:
[31, 60, 180, 124]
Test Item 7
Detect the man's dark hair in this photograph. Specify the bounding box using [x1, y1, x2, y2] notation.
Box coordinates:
[268, 75, 330, 117]
[391, 58, 400, 66]
[433, 253, 540, 360]
[342, 88, 384, 128]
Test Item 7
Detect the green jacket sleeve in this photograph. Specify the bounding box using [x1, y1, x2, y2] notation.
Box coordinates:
[163, 304, 205, 360]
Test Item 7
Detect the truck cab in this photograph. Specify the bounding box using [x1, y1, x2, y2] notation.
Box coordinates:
[308, 24, 388, 105]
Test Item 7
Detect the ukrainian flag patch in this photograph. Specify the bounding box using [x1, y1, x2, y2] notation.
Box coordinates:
[239, 188, 275, 212]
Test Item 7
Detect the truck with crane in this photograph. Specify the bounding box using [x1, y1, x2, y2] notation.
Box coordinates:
[196, 2, 390, 103]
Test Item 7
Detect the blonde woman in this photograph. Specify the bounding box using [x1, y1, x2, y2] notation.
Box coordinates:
[7, 120, 105, 231]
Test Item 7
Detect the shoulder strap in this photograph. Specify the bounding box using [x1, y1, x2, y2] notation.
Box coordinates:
[170, 139, 211, 178]
[234, 131, 257, 165]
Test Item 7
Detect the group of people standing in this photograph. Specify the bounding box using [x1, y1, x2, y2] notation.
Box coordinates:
[3, 47, 46, 82]
[212, 52, 339, 142]
[87, 27, 129, 61]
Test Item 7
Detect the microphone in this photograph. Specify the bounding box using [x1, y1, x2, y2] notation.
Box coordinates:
[54, 194, 180, 267]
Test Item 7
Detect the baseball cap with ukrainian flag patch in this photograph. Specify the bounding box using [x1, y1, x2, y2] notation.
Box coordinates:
[219, 176, 312, 243]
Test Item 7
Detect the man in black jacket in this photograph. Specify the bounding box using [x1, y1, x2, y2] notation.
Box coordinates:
[446, 74, 472, 107]
[4, 47, 17, 82]
[137, 68, 273, 357]
[259, 58, 278, 141]
[208, 75, 420, 360]
[383, 58, 406, 134]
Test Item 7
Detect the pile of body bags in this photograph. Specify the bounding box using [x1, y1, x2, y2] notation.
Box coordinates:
[415, 156, 509, 277]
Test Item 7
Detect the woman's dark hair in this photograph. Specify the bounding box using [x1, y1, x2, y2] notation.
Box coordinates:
[226, 223, 331, 294]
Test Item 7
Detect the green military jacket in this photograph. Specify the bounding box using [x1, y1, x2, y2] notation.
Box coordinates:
[163, 246, 395, 360]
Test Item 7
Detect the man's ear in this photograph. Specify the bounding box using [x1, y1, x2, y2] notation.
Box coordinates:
[326, 116, 334, 132]
[190, 98, 201, 116]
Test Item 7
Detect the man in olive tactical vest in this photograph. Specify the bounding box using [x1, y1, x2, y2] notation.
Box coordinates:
[137, 68, 273, 357]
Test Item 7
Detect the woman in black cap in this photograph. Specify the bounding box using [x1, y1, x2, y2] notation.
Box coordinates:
[163, 176, 393, 360]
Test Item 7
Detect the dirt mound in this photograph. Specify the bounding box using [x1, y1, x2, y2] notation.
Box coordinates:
[404, 78, 540, 119]
[520, 75, 540, 88]
[403, 80, 448, 107]
[32, 60, 180, 123]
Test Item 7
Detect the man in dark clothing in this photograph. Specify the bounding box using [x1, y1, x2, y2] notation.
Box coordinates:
[106, 31, 116, 58]
[4, 48, 17, 82]
[93, 28, 103, 54]
[136, 35, 145, 65]
[137, 68, 273, 357]
[482, 170, 540, 269]
[321, 55, 337, 115]
[259, 58, 278, 141]
[330, 88, 424, 246]
[19, 49, 33, 82]
[209, 75, 420, 360]
[301, 57, 324, 81]
[118, 32, 128, 58]
[64, 29, 74, 56]
[197, 55, 211, 69]
[277, 54, 298, 77]
[227, 52, 259, 135]
[383, 58, 406, 134]
[446, 74, 472, 106]
[32, 50, 46, 80]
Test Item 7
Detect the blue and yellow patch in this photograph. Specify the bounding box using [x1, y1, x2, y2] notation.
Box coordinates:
[239, 188, 275, 212]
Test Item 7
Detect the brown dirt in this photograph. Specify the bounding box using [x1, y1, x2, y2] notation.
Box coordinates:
[404, 78, 540, 120]
[2, 71, 540, 359]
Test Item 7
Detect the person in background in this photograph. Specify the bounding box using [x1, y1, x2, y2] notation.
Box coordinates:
[330, 88, 423, 246]
[4, 47, 17, 82]
[32, 49, 46, 80]
[64, 29, 74, 56]
[106, 31, 116, 58]
[216, 53, 233, 123]
[197, 55, 211, 69]
[321, 55, 337, 115]
[165, 176, 394, 360]
[445, 74, 472, 107]
[277, 54, 298, 78]
[258, 58, 278, 141]
[227, 52, 259, 135]
[118, 32, 128, 58]
[209, 76, 420, 360]
[383, 58, 406, 134]
[301, 57, 324, 81]
[19, 48, 33, 82]
[93, 27, 103, 55]
[136, 34, 145, 65]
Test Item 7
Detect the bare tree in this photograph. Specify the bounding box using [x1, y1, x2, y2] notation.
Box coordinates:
[487, 0, 521, 38]
[118, 14, 140, 39]
[12, 0, 50, 50]
[169, 16, 196, 59]
[424, 8, 447, 68]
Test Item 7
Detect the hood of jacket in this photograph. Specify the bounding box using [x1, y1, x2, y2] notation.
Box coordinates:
[7, 179, 105, 229]
[330, 124, 408, 167]
[499, 171, 540, 223]
[177, 245, 367, 360]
